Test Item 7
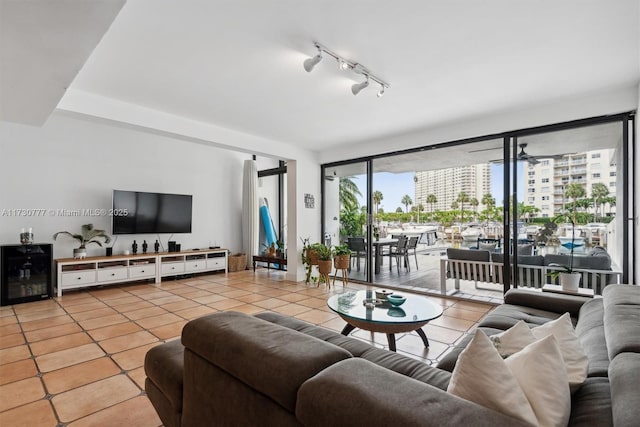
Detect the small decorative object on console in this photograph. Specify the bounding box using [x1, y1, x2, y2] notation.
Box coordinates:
[20, 228, 34, 245]
[132, 240, 138, 254]
[142, 240, 148, 254]
[154, 240, 160, 253]
[375, 289, 393, 301]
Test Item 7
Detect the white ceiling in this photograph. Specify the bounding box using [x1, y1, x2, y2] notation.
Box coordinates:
[3, 1, 639, 154]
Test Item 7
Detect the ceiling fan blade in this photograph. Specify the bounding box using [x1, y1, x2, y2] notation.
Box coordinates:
[468, 146, 503, 154]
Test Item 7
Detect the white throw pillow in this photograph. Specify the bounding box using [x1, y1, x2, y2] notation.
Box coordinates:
[532, 313, 589, 392]
[449, 330, 571, 427]
[505, 334, 571, 427]
[448, 330, 538, 426]
[489, 320, 536, 357]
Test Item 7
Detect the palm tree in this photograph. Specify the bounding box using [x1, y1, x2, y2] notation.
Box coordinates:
[591, 182, 609, 222]
[470, 197, 479, 220]
[417, 203, 424, 224]
[481, 193, 495, 209]
[450, 201, 459, 210]
[372, 190, 383, 214]
[456, 192, 470, 222]
[339, 176, 361, 211]
[565, 183, 586, 223]
[426, 194, 437, 222]
[401, 195, 413, 213]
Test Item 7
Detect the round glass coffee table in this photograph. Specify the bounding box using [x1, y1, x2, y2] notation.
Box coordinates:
[327, 290, 443, 352]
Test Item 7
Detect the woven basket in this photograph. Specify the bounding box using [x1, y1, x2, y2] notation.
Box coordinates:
[228, 253, 247, 272]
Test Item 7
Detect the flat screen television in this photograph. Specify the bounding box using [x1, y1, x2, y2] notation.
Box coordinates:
[112, 190, 192, 235]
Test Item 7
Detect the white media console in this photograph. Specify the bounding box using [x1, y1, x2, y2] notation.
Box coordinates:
[55, 249, 228, 296]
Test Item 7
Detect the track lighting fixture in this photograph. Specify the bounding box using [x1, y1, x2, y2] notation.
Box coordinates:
[351, 77, 369, 96]
[303, 41, 390, 97]
[303, 47, 323, 72]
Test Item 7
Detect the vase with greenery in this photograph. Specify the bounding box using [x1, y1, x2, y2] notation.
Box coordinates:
[546, 213, 581, 291]
[53, 224, 111, 259]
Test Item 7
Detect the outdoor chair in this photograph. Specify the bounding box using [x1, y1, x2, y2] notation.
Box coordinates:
[387, 236, 409, 273]
[347, 237, 367, 271]
[406, 236, 419, 270]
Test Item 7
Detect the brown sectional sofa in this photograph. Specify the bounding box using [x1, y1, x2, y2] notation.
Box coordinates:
[145, 284, 639, 426]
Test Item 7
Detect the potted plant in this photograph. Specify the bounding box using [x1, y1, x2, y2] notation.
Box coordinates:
[547, 214, 581, 291]
[275, 239, 285, 258]
[332, 244, 351, 270]
[301, 237, 319, 283]
[315, 243, 333, 286]
[53, 224, 111, 259]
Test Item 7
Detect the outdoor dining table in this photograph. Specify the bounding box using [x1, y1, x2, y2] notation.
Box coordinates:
[370, 238, 398, 274]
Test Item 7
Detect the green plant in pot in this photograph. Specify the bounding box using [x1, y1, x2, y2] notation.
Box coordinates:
[53, 224, 111, 259]
[315, 243, 333, 285]
[546, 213, 580, 291]
[332, 244, 351, 270]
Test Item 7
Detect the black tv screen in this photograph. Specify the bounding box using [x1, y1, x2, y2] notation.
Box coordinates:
[112, 190, 192, 235]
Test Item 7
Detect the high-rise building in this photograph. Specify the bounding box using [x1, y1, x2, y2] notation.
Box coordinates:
[414, 164, 491, 214]
[524, 149, 617, 218]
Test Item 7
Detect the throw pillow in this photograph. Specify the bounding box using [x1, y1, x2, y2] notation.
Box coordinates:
[489, 314, 589, 392]
[479, 242, 497, 250]
[505, 334, 571, 427]
[532, 313, 589, 392]
[449, 330, 571, 427]
[447, 330, 537, 426]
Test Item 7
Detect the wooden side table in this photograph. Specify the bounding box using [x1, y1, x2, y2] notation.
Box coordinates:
[252, 255, 287, 272]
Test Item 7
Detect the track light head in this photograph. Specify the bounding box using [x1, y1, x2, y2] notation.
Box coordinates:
[303, 53, 322, 72]
[351, 78, 370, 95]
[338, 59, 349, 71]
[377, 85, 385, 98]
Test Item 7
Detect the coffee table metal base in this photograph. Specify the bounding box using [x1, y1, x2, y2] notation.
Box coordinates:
[339, 319, 430, 352]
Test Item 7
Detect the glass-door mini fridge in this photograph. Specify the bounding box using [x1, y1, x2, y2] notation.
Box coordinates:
[1, 244, 53, 306]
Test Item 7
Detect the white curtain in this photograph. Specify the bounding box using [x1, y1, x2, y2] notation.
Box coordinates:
[242, 159, 259, 268]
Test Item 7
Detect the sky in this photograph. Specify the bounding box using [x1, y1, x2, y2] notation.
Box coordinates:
[353, 163, 524, 211]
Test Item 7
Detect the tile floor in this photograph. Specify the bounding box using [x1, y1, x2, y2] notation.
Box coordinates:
[0, 269, 494, 426]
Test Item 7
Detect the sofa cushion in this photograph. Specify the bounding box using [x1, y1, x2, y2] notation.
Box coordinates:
[479, 303, 565, 330]
[609, 352, 640, 427]
[575, 298, 609, 377]
[569, 377, 613, 427]
[144, 338, 185, 412]
[490, 253, 544, 265]
[297, 358, 531, 427]
[504, 288, 588, 318]
[182, 311, 352, 412]
[447, 248, 490, 262]
[603, 285, 640, 359]
[256, 311, 451, 391]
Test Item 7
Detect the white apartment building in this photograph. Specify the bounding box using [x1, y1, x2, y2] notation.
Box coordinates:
[525, 149, 617, 218]
[415, 164, 491, 213]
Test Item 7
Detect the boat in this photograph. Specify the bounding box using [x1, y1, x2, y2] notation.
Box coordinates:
[460, 224, 484, 241]
[558, 236, 585, 249]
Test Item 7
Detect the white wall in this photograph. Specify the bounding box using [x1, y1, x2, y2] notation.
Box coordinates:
[0, 113, 249, 259]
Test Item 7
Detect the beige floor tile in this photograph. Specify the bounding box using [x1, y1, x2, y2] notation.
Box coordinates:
[227, 304, 265, 315]
[0, 333, 25, 350]
[192, 293, 228, 304]
[64, 301, 108, 314]
[427, 315, 476, 332]
[70, 307, 118, 321]
[88, 288, 132, 300]
[0, 377, 45, 412]
[99, 330, 159, 354]
[87, 321, 143, 341]
[396, 333, 450, 360]
[174, 305, 217, 320]
[277, 293, 311, 303]
[42, 357, 121, 395]
[52, 374, 140, 423]
[172, 288, 213, 299]
[57, 297, 100, 308]
[12, 300, 58, 314]
[67, 395, 162, 427]
[127, 366, 147, 390]
[23, 322, 82, 343]
[111, 342, 159, 370]
[0, 399, 57, 427]
[219, 289, 253, 298]
[103, 295, 143, 307]
[421, 324, 465, 344]
[252, 298, 289, 309]
[206, 299, 246, 310]
[159, 299, 200, 312]
[145, 295, 185, 306]
[35, 343, 105, 373]
[0, 358, 38, 386]
[17, 308, 68, 323]
[296, 297, 328, 309]
[0, 316, 17, 326]
[114, 300, 155, 313]
[294, 309, 338, 324]
[20, 315, 74, 332]
[319, 317, 349, 333]
[271, 303, 312, 316]
[0, 345, 31, 365]
[30, 332, 92, 356]
[135, 313, 183, 330]
[78, 313, 129, 331]
[0, 323, 21, 337]
[451, 300, 493, 313]
[123, 306, 168, 321]
[148, 320, 188, 340]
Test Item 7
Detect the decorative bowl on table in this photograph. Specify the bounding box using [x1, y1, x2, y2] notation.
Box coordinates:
[387, 294, 406, 306]
[375, 289, 394, 301]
